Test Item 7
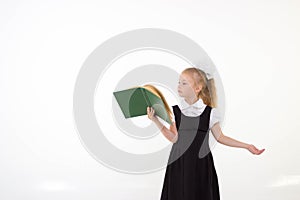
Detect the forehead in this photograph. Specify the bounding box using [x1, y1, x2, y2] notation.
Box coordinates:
[179, 73, 193, 82]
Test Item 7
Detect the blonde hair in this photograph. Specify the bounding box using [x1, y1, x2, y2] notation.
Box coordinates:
[142, 84, 173, 122]
[182, 67, 218, 108]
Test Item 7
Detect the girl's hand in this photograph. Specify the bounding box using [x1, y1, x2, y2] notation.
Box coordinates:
[147, 106, 157, 121]
[246, 144, 265, 155]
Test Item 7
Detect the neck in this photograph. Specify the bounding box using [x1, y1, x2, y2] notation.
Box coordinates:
[184, 96, 199, 105]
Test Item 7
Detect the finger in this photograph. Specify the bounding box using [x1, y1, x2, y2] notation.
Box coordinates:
[256, 149, 262, 154]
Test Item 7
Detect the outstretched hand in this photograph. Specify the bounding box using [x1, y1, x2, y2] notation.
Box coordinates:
[247, 144, 265, 155]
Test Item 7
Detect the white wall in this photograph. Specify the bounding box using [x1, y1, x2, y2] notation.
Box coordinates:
[1, 0, 299, 199]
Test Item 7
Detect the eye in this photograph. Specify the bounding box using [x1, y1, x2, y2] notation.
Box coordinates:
[178, 82, 187, 86]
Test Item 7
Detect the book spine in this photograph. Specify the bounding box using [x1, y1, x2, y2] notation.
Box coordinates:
[141, 89, 151, 107]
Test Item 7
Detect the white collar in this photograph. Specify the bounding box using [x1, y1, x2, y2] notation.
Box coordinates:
[179, 98, 206, 110]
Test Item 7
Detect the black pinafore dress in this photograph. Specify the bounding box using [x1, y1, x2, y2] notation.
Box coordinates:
[160, 104, 220, 200]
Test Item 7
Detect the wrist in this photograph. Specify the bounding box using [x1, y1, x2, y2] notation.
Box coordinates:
[152, 117, 164, 130]
[152, 116, 158, 122]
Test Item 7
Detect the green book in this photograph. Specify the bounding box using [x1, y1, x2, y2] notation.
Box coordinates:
[113, 86, 172, 125]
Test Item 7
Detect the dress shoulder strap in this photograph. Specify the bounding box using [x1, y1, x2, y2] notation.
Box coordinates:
[198, 105, 212, 131]
[172, 105, 181, 129]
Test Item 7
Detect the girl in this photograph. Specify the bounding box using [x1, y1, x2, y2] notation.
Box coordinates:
[146, 67, 265, 200]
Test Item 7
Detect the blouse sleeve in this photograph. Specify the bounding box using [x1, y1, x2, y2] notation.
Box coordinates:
[209, 107, 222, 130]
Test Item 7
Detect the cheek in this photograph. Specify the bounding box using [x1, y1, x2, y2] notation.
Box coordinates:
[187, 89, 193, 95]
[188, 88, 197, 96]
[182, 87, 192, 94]
[184, 86, 193, 92]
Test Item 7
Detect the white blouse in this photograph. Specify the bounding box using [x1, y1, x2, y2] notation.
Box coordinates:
[173, 98, 221, 130]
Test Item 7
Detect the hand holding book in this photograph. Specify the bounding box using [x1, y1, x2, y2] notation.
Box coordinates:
[147, 106, 157, 122]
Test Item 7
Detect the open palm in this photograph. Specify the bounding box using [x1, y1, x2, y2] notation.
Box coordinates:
[247, 144, 265, 155]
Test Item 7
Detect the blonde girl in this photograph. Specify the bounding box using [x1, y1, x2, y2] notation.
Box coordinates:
[146, 67, 265, 200]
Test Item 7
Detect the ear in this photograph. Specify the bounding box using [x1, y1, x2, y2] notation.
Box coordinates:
[195, 85, 202, 93]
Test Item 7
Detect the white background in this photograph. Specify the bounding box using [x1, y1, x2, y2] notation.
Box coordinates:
[1, 0, 300, 199]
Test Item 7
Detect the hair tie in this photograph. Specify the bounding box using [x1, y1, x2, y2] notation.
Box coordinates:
[205, 71, 214, 80]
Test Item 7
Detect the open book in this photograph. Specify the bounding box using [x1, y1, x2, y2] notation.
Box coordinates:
[113, 86, 172, 125]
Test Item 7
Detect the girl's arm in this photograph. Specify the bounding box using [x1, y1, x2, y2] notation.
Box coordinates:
[147, 107, 178, 143]
[211, 122, 265, 155]
[153, 118, 178, 143]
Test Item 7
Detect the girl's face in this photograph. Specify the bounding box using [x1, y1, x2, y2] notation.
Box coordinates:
[177, 73, 201, 98]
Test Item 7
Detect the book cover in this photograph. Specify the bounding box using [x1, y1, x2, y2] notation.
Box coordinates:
[113, 86, 172, 125]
